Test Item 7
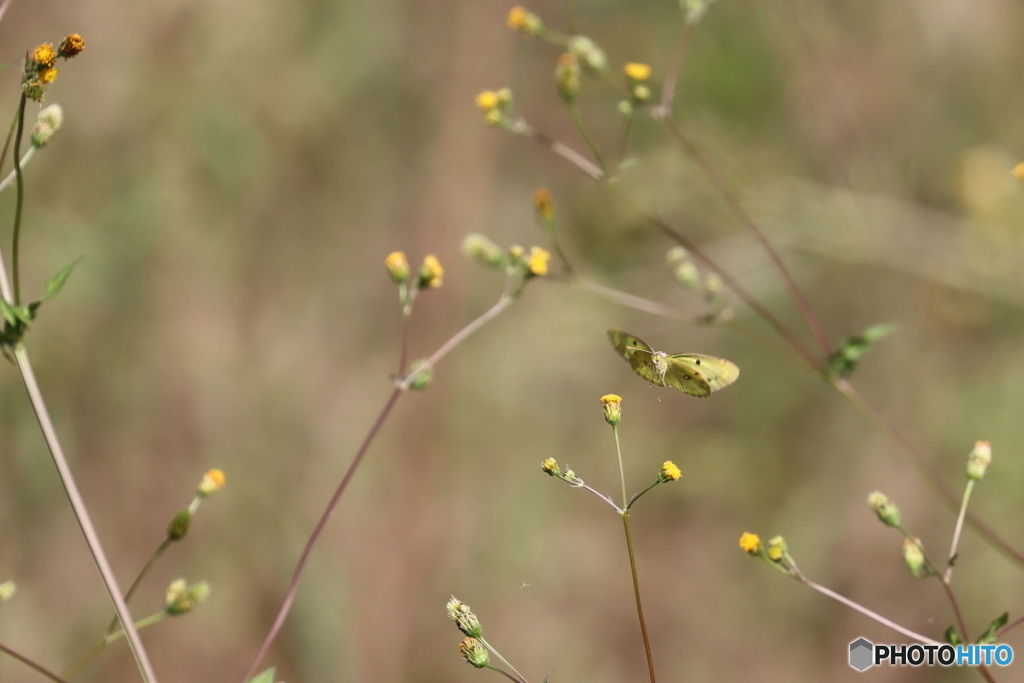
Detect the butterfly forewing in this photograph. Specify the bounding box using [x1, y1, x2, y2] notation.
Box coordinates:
[607, 329, 740, 397]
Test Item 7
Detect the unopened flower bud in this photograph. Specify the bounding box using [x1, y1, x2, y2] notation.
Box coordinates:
[460, 637, 490, 668]
[405, 359, 433, 390]
[556, 53, 581, 103]
[385, 251, 410, 284]
[903, 537, 926, 577]
[568, 36, 607, 73]
[417, 255, 444, 289]
[867, 491, 901, 527]
[767, 535, 787, 562]
[167, 509, 192, 541]
[507, 6, 543, 36]
[165, 579, 210, 615]
[462, 234, 505, 269]
[541, 458, 560, 476]
[197, 468, 225, 497]
[446, 596, 482, 638]
[966, 441, 991, 481]
[533, 188, 554, 222]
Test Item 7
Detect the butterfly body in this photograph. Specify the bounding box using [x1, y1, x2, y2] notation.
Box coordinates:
[607, 329, 739, 398]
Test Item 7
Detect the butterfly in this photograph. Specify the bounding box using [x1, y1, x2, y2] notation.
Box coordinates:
[607, 329, 739, 398]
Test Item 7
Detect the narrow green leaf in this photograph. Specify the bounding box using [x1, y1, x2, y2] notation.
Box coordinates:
[40, 256, 82, 303]
[977, 612, 1009, 644]
[246, 668, 278, 683]
[0, 298, 17, 326]
[945, 626, 964, 646]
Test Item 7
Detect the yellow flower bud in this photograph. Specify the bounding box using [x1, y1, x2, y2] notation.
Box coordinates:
[164, 579, 210, 615]
[738, 532, 761, 555]
[541, 458, 560, 476]
[526, 246, 550, 277]
[533, 188, 554, 221]
[624, 62, 651, 81]
[1013, 163, 1024, 181]
[475, 90, 499, 112]
[385, 251, 410, 283]
[58, 34, 85, 59]
[31, 44, 57, 68]
[507, 6, 543, 36]
[601, 394, 622, 425]
[417, 255, 444, 289]
[197, 468, 226, 497]
[555, 53, 580, 103]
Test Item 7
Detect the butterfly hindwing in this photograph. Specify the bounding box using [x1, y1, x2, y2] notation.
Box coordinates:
[607, 329, 740, 397]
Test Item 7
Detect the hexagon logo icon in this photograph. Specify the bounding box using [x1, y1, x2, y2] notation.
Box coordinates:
[849, 638, 874, 671]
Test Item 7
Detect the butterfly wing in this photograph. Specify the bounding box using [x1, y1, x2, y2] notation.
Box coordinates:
[607, 329, 666, 386]
[666, 354, 740, 397]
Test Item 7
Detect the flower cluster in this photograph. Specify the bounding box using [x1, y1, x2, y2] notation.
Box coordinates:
[23, 34, 85, 101]
[475, 88, 515, 127]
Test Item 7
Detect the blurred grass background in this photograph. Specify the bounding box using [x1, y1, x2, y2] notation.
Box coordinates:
[0, 0, 1024, 681]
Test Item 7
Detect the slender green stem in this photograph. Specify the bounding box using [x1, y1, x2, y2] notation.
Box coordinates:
[627, 480, 661, 510]
[0, 641, 69, 683]
[0, 146, 35, 195]
[621, 513, 657, 683]
[11, 93, 26, 304]
[64, 613, 168, 679]
[615, 113, 633, 170]
[834, 379, 1024, 568]
[12, 344, 158, 683]
[485, 665, 525, 683]
[568, 103, 606, 174]
[479, 638, 530, 683]
[106, 538, 173, 635]
[654, 21, 696, 118]
[612, 424, 627, 508]
[944, 480, 975, 582]
[0, 106, 20, 184]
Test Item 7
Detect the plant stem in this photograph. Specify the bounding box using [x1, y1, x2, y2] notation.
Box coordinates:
[0, 105, 20, 184]
[612, 424, 627, 508]
[485, 664, 526, 683]
[239, 384, 403, 683]
[654, 21, 696, 118]
[107, 538, 173, 634]
[615, 112, 633, 169]
[621, 513, 657, 683]
[12, 93, 27, 304]
[944, 480, 974, 582]
[626, 480, 660, 510]
[514, 119, 605, 181]
[568, 103, 606, 174]
[834, 379, 1024, 567]
[13, 348, 158, 683]
[794, 573, 941, 645]
[0, 641, 69, 683]
[0, 146, 36, 194]
[65, 613, 169, 679]
[479, 638, 530, 683]
[662, 118, 831, 358]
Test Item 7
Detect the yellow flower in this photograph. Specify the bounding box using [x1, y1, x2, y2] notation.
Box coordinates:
[527, 246, 550, 276]
[507, 6, 528, 29]
[385, 251, 410, 283]
[1013, 163, 1024, 180]
[541, 458, 560, 476]
[533, 188, 554, 221]
[475, 90, 499, 112]
[507, 6, 542, 35]
[38, 66, 58, 84]
[418, 254, 444, 289]
[739, 532, 761, 555]
[58, 34, 85, 58]
[624, 62, 651, 81]
[601, 393, 622, 425]
[460, 638, 490, 668]
[31, 44, 57, 68]
[197, 468, 226, 497]
[659, 461, 681, 482]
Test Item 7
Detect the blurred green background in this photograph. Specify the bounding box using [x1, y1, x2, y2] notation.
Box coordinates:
[1, 0, 1024, 681]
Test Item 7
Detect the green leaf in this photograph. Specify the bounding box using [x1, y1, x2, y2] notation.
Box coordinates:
[0, 298, 17, 326]
[945, 626, 965, 646]
[977, 612, 1009, 644]
[824, 322, 899, 379]
[40, 256, 82, 303]
[246, 668, 279, 683]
